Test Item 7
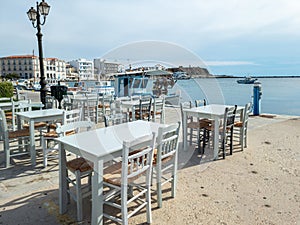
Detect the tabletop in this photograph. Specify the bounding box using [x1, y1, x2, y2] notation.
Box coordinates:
[56, 120, 165, 160]
[16, 108, 64, 119]
[184, 104, 243, 117]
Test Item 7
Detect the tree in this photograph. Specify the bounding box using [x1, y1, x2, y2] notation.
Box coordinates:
[5, 73, 20, 80]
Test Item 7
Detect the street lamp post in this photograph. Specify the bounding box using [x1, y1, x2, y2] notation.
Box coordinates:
[27, 1, 50, 107]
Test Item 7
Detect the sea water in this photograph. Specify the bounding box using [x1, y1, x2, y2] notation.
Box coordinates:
[175, 77, 300, 116]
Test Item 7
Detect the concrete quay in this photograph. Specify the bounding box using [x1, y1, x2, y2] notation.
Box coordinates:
[0, 91, 299, 225]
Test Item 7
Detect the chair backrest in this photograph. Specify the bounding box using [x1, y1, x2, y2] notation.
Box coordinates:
[225, 105, 237, 127]
[138, 97, 152, 121]
[156, 122, 180, 164]
[63, 108, 82, 124]
[195, 99, 207, 107]
[11, 99, 32, 130]
[122, 133, 156, 185]
[104, 113, 128, 127]
[221, 105, 237, 139]
[110, 99, 122, 114]
[242, 102, 252, 129]
[56, 120, 95, 137]
[153, 97, 165, 123]
[0, 97, 11, 102]
[0, 110, 8, 141]
[45, 96, 56, 109]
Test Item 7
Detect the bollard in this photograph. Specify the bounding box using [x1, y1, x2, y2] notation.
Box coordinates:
[253, 81, 262, 115]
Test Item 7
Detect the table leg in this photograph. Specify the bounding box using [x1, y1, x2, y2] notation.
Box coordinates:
[132, 106, 136, 121]
[92, 160, 104, 225]
[213, 118, 220, 159]
[29, 120, 36, 166]
[59, 143, 67, 214]
[183, 111, 187, 151]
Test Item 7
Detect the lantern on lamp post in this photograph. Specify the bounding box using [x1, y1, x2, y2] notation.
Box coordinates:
[27, 0, 50, 107]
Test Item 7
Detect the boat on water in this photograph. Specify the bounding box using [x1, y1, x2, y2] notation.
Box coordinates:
[237, 77, 258, 84]
[172, 71, 190, 80]
[112, 69, 180, 105]
[93, 80, 115, 95]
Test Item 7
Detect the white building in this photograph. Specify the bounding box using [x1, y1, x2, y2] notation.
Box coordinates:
[69, 58, 94, 80]
[0, 55, 66, 82]
[94, 58, 121, 80]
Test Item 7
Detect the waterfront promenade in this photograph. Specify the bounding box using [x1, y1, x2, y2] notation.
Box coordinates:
[0, 91, 299, 224]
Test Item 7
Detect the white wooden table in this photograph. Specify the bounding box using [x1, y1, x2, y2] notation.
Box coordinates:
[183, 104, 244, 159]
[56, 120, 167, 225]
[16, 109, 64, 166]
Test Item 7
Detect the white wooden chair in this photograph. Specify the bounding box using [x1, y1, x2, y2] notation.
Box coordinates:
[220, 105, 237, 159]
[45, 95, 57, 109]
[56, 120, 95, 222]
[234, 102, 252, 151]
[130, 97, 152, 121]
[153, 122, 180, 208]
[103, 133, 156, 225]
[42, 109, 82, 167]
[151, 96, 165, 123]
[104, 112, 128, 127]
[97, 94, 113, 122]
[194, 99, 207, 107]
[0, 109, 30, 168]
[199, 105, 237, 159]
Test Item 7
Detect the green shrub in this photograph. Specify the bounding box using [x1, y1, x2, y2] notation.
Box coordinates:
[0, 82, 14, 98]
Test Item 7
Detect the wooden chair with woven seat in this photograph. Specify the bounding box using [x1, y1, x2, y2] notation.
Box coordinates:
[42, 109, 82, 167]
[97, 94, 114, 122]
[0, 109, 30, 168]
[220, 105, 237, 158]
[45, 95, 57, 109]
[151, 96, 165, 123]
[195, 99, 207, 107]
[129, 97, 152, 121]
[234, 102, 251, 151]
[201, 105, 237, 159]
[103, 133, 156, 225]
[194, 99, 213, 153]
[152, 122, 180, 208]
[56, 120, 95, 222]
[104, 112, 128, 127]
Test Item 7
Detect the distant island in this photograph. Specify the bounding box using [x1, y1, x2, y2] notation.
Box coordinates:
[214, 75, 300, 78]
[169, 66, 300, 78]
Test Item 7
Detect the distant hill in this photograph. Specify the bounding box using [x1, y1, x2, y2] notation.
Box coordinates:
[167, 66, 213, 78]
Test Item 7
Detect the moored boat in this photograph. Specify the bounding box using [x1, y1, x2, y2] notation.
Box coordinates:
[237, 77, 258, 84]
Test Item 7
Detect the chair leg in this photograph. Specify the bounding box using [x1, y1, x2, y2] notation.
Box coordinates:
[171, 164, 177, 198]
[42, 136, 47, 168]
[5, 140, 10, 168]
[75, 170, 83, 222]
[146, 184, 152, 224]
[222, 136, 226, 159]
[156, 166, 163, 208]
[230, 128, 234, 155]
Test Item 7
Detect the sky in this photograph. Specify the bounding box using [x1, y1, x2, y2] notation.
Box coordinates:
[1, 0, 300, 76]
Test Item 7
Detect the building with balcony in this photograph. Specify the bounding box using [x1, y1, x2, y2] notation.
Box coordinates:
[94, 58, 121, 80]
[0, 55, 66, 82]
[69, 58, 94, 80]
